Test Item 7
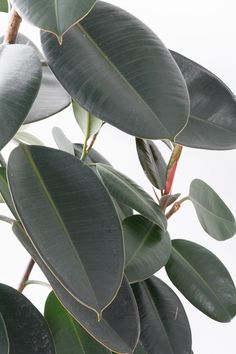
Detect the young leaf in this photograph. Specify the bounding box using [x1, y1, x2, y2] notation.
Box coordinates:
[189, 179, 236, 240]
[123, 215, 171, 283]
[8, 145, 124, 318]
[0, 33, 71, 124]
[132, 276, 192, 354]
[159, 193, 181, 211]
[14, 131, 44, 146]
[96, 163, 167, 230]
[41, 1, 189, 140]
[12, 221, 140, 354]
[52, 127, 74, 155]
[72, 101, 103, 139]
[0, 44, 42, 150]
[166, 239, 236, 322]
[136, 138, 167, 189]
[0, 283, 55, 353]
[0, 313, 9, 354]
[11, 0, 96, 39]
[0, 0, 8, 12]
[171, 50, 236, 150]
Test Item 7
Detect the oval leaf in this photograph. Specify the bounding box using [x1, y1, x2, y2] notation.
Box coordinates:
[123, 215, 171, 283]
[52, 127, 75, 155]
[14, 131, 44, 146]
[0, 313, 9, 354]
[11, 0, 96, 39]
[8, 145, 124, 317]
[45, 292, 111, 354]
[96, 163, 167, 230]
[189, 179, 236, 240]
[132, 276, 192, 354]
[166, 239, 236, 322]
[0, 0, 8, 12]
[73, 100, 103, 139]
[0, 33, 71, 124]
[0, 44, 42, 150]
[12, 221, 140, 354]
[41, 1, 189, 140]
[136, 138, 167, 190]
[171, 50, 236, 150]
[0, 283, 55, 353]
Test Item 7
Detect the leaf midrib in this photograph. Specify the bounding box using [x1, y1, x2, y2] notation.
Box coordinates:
[171, 246, 231, 319]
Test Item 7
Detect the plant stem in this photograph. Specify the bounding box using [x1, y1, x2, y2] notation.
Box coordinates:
[80, 131, 100, 161]
[0, 215, 15, 224]
[165, 196, 189, 219]
[3, 7, 22, 44]
[17, 258, 35, 293]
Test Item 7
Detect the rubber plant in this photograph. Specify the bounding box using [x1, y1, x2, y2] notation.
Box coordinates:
[0, 1, 235, 353]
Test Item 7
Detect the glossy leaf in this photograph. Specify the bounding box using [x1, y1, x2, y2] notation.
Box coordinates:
[74, 144, 133, 220]
[45, 292, 112, 354]
[8, 145, 124, 317]
[96, 163, 167, 230]
[0, 44, 41, 150]
[0, 167, 17, 218]
[166, 239, 236, 322]
[132, 276, 192, 354]
[171, 50, 236, 150]
[0, 283, 55, 353]
[41, 1, 189, 140]
[189, 179, 236, 240]
[13, 221, 140, 354]
[0, 33, 71, 124]
[11, 0, 96, 39]
[52, 127, 74, 155]
[136, 138, 167, 189]
[0, 312, 9, 354]
[73, 101, 103, 139]
[0, 0, 8, 12]
[123, 215, 171, 283]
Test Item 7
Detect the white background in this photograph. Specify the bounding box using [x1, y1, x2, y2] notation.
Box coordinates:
[0, 1, 236, 353]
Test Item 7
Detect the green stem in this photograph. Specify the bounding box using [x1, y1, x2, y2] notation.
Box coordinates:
[80, 135, 89, 161]
[178, 196, 190, 204]
[0, 215, 15, 224]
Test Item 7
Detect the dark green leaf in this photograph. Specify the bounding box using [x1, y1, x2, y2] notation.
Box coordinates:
[0, 312, 9, 354]
[0, 0, 8, 12]
[74, 144, 133, 220]
[189, 179, 236, 241]
[166, 239, 236, 322]
[73, 100, 103, 139]
[171, 50, 236, 150]
[0, 167, 18, 218]
[12, 221, 140, 354]
[45, 292, 111, 354]
[12, 0, 96, 39]
[0, 283, 55, 353]
[136, 138, 167, 189]
[123, 215, 171, 283]
[41, 1, 189, 140]
[134, 343, 147, 354]
[132, 276, 192, 354]
[96, 163, 167, 230]
[8, 145, 124, 317]
[0, 33, 71, 124]
[0, 44, 42, 150]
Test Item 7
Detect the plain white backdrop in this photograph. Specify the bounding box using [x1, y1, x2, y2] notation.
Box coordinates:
[0, 1, 236, 353]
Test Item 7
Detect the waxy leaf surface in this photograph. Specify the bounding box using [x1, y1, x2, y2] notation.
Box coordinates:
[0, 313, 9, 354]
[189, 179, 236, 240]
[123, 215, 171, 283]
[0, 283, 55, 353]
[13, 221, 140, 354]
[8, 145, 124, 317]
[132, 276, 192, 354]
[41, 1, 189, 139]
[0, 44, 41, 149]
[12, 0, 96, 38]
[166, 239, 236, 322]
[172, 50, 236, 150]
[96, 163, 167, 230]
